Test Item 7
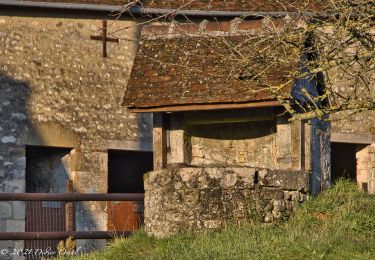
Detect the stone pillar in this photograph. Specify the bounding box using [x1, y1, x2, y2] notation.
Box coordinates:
[167, 114, 191, 165]
[275, 116, 303, 171]
[356, 144, 375, 194]
[70, 148, 108, 253]
[153, 113, 167, 170]
[308, 118, 331, 195]
[275, 116, 293, 169]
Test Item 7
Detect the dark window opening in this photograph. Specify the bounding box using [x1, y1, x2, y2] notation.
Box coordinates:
[25, 145, 71, 253]
[331, 142, 356, 182]
[108, 150, 153, 193]
[26, 146, 71, 193]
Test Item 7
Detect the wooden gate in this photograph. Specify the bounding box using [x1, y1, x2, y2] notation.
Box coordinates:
[25, 201, 65, 258]
[107, 200, 144, 231]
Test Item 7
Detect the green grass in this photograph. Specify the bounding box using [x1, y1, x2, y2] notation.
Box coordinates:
[71, 180, 375, 259]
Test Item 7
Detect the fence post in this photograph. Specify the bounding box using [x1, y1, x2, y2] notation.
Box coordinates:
[65, 180, 75, 232]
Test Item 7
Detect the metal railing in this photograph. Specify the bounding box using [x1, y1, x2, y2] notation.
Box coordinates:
[0, 192, 144, 240]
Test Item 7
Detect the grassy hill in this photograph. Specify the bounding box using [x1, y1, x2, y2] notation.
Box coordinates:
[72, 180, 375, 259]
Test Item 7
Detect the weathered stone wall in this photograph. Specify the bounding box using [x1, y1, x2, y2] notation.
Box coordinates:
[0, 16, 151, 146]
[146, 110, 330, 237]
[144, 167, 309, 237]
[166, 110, 317, 172]
[26, 147, 71, 193]
[189, 120, 278, 169]
[307, 119, 331, 195]
[0, 15, 152, 255]
[331, 111, 375, 138]
[356, 144, 375, 194]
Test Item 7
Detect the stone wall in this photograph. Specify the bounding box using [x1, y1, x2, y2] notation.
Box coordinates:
[146, 109, 331, 237]
[0, 15, 152, 255]
[144, 167, 309, 237]
[166, 110, 330, 179]
[189, 120, 278, 169]
[0, 146, 26, 259]
[0, 16, 151, 146]
[356, 144, 375, 194]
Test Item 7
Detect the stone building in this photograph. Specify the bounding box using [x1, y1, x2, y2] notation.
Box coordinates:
[0, 0, 153, 255]
[0, 0, 373, 255]
[140, 1, 375, 195]
[330, 104, 375, 193]
[123, 19, 331, 236]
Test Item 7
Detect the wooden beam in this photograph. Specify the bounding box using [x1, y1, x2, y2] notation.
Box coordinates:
[184, 107, 275, 125]
[129, 100, 283, 113]
[0, 193, 144, 201]
[0, 231, 131, 240]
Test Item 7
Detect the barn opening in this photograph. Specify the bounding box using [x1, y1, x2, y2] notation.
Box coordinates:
[25, 145, 72, 253]
[107, 149, 153, 231]
[331, 142, 357, 182]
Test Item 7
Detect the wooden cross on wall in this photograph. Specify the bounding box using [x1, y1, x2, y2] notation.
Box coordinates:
[90, 20, 119, 58]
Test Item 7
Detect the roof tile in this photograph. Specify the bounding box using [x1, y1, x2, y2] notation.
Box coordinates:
[124, 20, 304, 110]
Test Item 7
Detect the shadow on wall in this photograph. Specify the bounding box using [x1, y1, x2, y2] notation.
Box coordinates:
[137, 112, 153, 143]
[187, 120, 277, 140]
[0, 75, 33, 254]
[0, 75, 103, 253]
[26, 146, 71, 193]
[0, 75, 33, 193]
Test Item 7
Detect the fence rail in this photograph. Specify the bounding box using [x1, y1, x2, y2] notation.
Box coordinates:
[0, 193, 144, 201]
[0, 192, 144, 241]
[0, 231, 132, 240]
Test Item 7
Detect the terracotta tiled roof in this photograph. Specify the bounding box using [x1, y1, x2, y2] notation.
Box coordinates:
[124, 20, 303, 111]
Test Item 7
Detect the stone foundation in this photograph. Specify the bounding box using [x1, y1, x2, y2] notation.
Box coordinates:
[144, 167, 309, 237]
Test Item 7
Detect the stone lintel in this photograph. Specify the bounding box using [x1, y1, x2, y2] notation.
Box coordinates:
[21, 122, 78, 148]
[102, 140, 152, 152]
[331, 132, 375, 144]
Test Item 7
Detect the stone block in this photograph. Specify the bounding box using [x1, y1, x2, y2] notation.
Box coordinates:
[5, 220, 25, 232]
[202, 220, 223, 229]
[0, 240, 14, 248]
[12, 202, 25, 220]
[1, 136, 16, 144]
[12, 241, 25, 260]
[8, 147, 25, 156]
[144, 167, 306, 237]
[4, 180, 25, 193]
[261, 189, 284, 200]
[259, 169, 310, 191]
[0, 220, 7, 232]
[8, 170, 24, 180]
[273, 200, 286, 212]
[73, 171, 107, 193]
[12, 157, 26, 170]
[276, 117, 292, 160]
[0, 202, 12, 219]
[219, 173, 238, 188]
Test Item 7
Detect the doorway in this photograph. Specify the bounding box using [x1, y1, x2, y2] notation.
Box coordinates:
[25, 145, 71, 256]
[331, 142, 357, 182]
[107, 150, 153, 232]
